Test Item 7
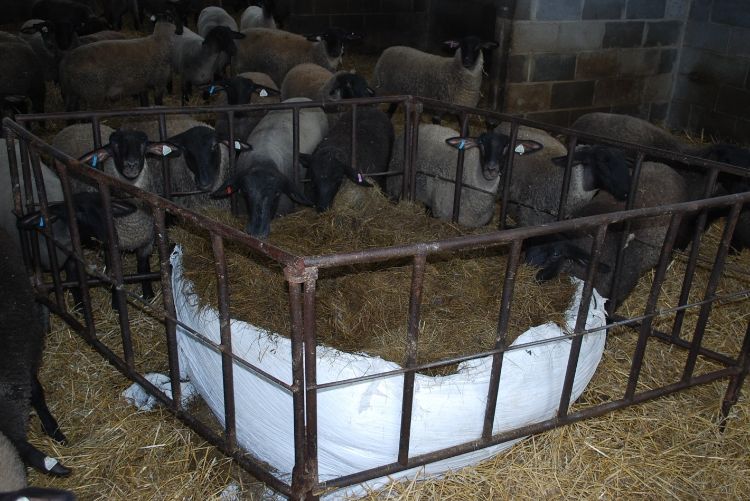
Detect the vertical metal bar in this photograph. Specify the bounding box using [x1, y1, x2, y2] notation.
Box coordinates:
[625, 213, 684, 400]
[398, 252, 427, 465]
[228, 110, 241, 216]
[401, 100, 413, 198]
[450, 113, 470, 224]
[91, 116, 102, 149]
[671, 168, 720, 341]
[350, 104, 358, 173]
[158, 113, 172, 199]
[292, 107, 300, 187]
[606, 151, 645, 316]
[286, 269, 307, 498]
[155, 208, 181, 409]
[98, 182, 135, 368]
[210, 232, 237, 448]
[682, 202, 743, 382]
[720, 319, 750, 427]
[482, 239, 522, 438]
[558, 224, 607, 418]
[498, 120, 519, 230]
[18, 138, 43, 284]
[302, 268, 320, 498]
[408, 100, 421, 202]
[556, 134, 579, 222]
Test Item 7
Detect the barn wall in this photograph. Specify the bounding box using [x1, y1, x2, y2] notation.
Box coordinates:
[668, 0, 750, 143]
[504, 0, 690, 126]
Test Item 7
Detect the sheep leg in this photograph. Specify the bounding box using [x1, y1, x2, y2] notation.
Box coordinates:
[136, 245, 155, 301]
[13, 438, 71, 477]
[31, 374, 67, 444]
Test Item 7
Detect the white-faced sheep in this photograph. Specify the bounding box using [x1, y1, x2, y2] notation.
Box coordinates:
[59, 11, 183, 111]
[300, 106, 393, 211]
[0, 226, 71, 478]
[373, 36, 498, 124]
[51, 123, 180, 300]
[234, 27, 361, 87]
[240, 1, 276, 30]
[171, 25, 245, 104]
[525, 161, 690, 310]
[211, 98, 329, 238]
[386, 124, 544, 228]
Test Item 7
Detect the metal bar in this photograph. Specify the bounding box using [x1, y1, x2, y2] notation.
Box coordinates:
[482, 239, 522, 438]
[18, 138, 44, 285]
[292, 108, 300, 187]
[720, 319, 750, 425]
[682, 202, 743, 381]
[286, 269, 308, 497]
[407, 100, 421, 202]
[450, 113, 470, 224]
[625, 213, 684, 400]
[397, 252, 427, 466]
[558, 223, 607, 418]
[158, 113, 172, 199]
[302, 268, 320, 498]
[210, 232, 237, 448]
[556, 134, 578, 221]
[498, 121, 519, 230]
[350, 104, 358, 172]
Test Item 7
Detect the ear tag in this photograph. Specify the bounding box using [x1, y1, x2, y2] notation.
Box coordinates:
[357, 173, 363, 183]
[162, 144, 172, 156]
[42, 26, 48, 33]
[208, 85, 216, 95]
[514, 144, 525, 155]
[150, 15, 156, 21]
[234, 141, 242, 150]
[38, 216, 45, 228]
[259, 89, 269, 97]
[458, 139, 466, 150]
[91, 154, 98, 167]
[226, 186, 233, 195]
[44, 456, 59, 471]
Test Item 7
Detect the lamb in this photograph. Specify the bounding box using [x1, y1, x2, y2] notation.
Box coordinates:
[0, 226, 70, 478]
[386, 124, 544, 228]
[373, 36, 499, 124]
[280, 63, 375, 102]
[234, 27, 361, 87]
[204, 72, 281, 142]
[240, 1, 277, 30]
[59, 12, 183, 111]
[0, 32, 45, 116]
[211, 98, 329, 238]
[51, 123, 181, 300]
[300, 106, 394, 211]
[525, 162, 690, 310]
[171, 25, 245, 104]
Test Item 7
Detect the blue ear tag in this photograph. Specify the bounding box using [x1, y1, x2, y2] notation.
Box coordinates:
[38, 216, 45, 228]
[357, 173, 363, 183]
[209, 85, 216, 95]
[91, 155, 98, 168]
[458, 139, 466, 150]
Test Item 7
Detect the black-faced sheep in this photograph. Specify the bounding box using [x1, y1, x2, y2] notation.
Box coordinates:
[59, 12, 183, 111]
[300, 106, 393, 211]
[386, 124, 544, 227]
[280, 63, 375, 103]
[234, 27, 362, 87]
[373, 36, 498, 124]
[0, 227, 70, 478]
[211, 98, 328, 238]
[0, 431, 75, 500]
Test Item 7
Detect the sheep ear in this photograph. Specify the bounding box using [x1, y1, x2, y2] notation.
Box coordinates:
[230, 30, 246, 39]
[202, 82, 226, 99]
[512, 140, 544, 156]
[344, 165, 372, 187]
[445, 137, 479, 150]
[344, 31, 363, 41]
[366, 86, 375, 97]
[551, 155, 573, 168]
[146, 142, 182, 158]
[443, 40, 460, 49]
[17, 210, 60, 229]
[283, 180, 314, 206]
[481, 41, 500, 50]
[305, 33, 323, 42]
[79, 146, 112, 168]
[254, 85, 279, 97]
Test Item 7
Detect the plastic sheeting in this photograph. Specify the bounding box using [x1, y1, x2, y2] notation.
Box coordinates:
[170, 246, 608, 496]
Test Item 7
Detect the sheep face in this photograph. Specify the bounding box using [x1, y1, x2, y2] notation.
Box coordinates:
[443, 36, 500, 69]
[204, 77, 279, 104]
[446, 133, 544, 181]
[299, 151, 371, 212]
[305, 27, 362, 59]
[203, 25, 245, 58]
[328, 73, 374, 100]
[552, 145, 631, 201]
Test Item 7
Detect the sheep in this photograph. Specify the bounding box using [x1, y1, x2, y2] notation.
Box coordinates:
[32, 0, 110, 49]
[240, 1, 276, 30]
[280, 63, 375, 103]
[0, 226, 71, 478]
[0, 32, 46, 117]
[373, 36, 499, 124]
[525, 161, 690, 310]
[197, 6, 238, 38]
[102, 0, 141, 30]
[59, 11, 183, 112]
[234, 27, 362, 87]
[171, 25, 245, 104]
[386, 124, 544, 228]
[299, 106, 394, 211]
[51, 123, 181, 301]
[19, 20, 59, 82]
[211, 98, 329, 238]
[0, 432, 74, 499]
[204, 72, 281, 142]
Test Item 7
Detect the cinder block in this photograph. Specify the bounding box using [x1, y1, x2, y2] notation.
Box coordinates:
[557, 21, 606, 50]
[728, 28, 750, 58]
[577, 50, 619, 79]
[715, 86, 750, 116]
[504, 83, 552, 112]
[618, 48, 660, 76]
[626, 0, 666, 19]
[508, 55, 530, 83]
[315, 0, 348, 14]
[683, 21, 730, 52]
[643, 73, 674, 101]
[665, 0, 690, 20]
[551, 80, 596, 108]
[679, 47, 749, 88]
[649, 101, 670, 122]
[667, 100, 691, 129]
[689, 0, 711, 21]
[525, 110, 572, 126]
[658, 49, 678, 73]
[712, 0, 750, 29]
[535, 0, 584, 21]
[673, 76, 719, 107]
[594, 77, 645, 105]
[611, 103, 650, 118]
[532, 53, 577, 81]
[511, 22, 560, 52]
[603, 21, 645, 48]
[582, 0, 625, 20]
[515, 0, 533, 20]
[644, 20, 682, 46]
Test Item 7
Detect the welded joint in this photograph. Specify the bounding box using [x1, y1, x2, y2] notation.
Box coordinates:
[284, 265, 319, 284]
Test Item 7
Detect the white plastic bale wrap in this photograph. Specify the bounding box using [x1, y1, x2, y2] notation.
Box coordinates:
[170, 246, 608, 495]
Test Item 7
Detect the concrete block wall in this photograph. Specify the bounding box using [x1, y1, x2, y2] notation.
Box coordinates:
[505, 0, 690, 126]
[669, 0, 750, 143]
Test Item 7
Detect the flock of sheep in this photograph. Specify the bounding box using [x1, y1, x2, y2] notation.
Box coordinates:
[2, 0, 750, 498]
